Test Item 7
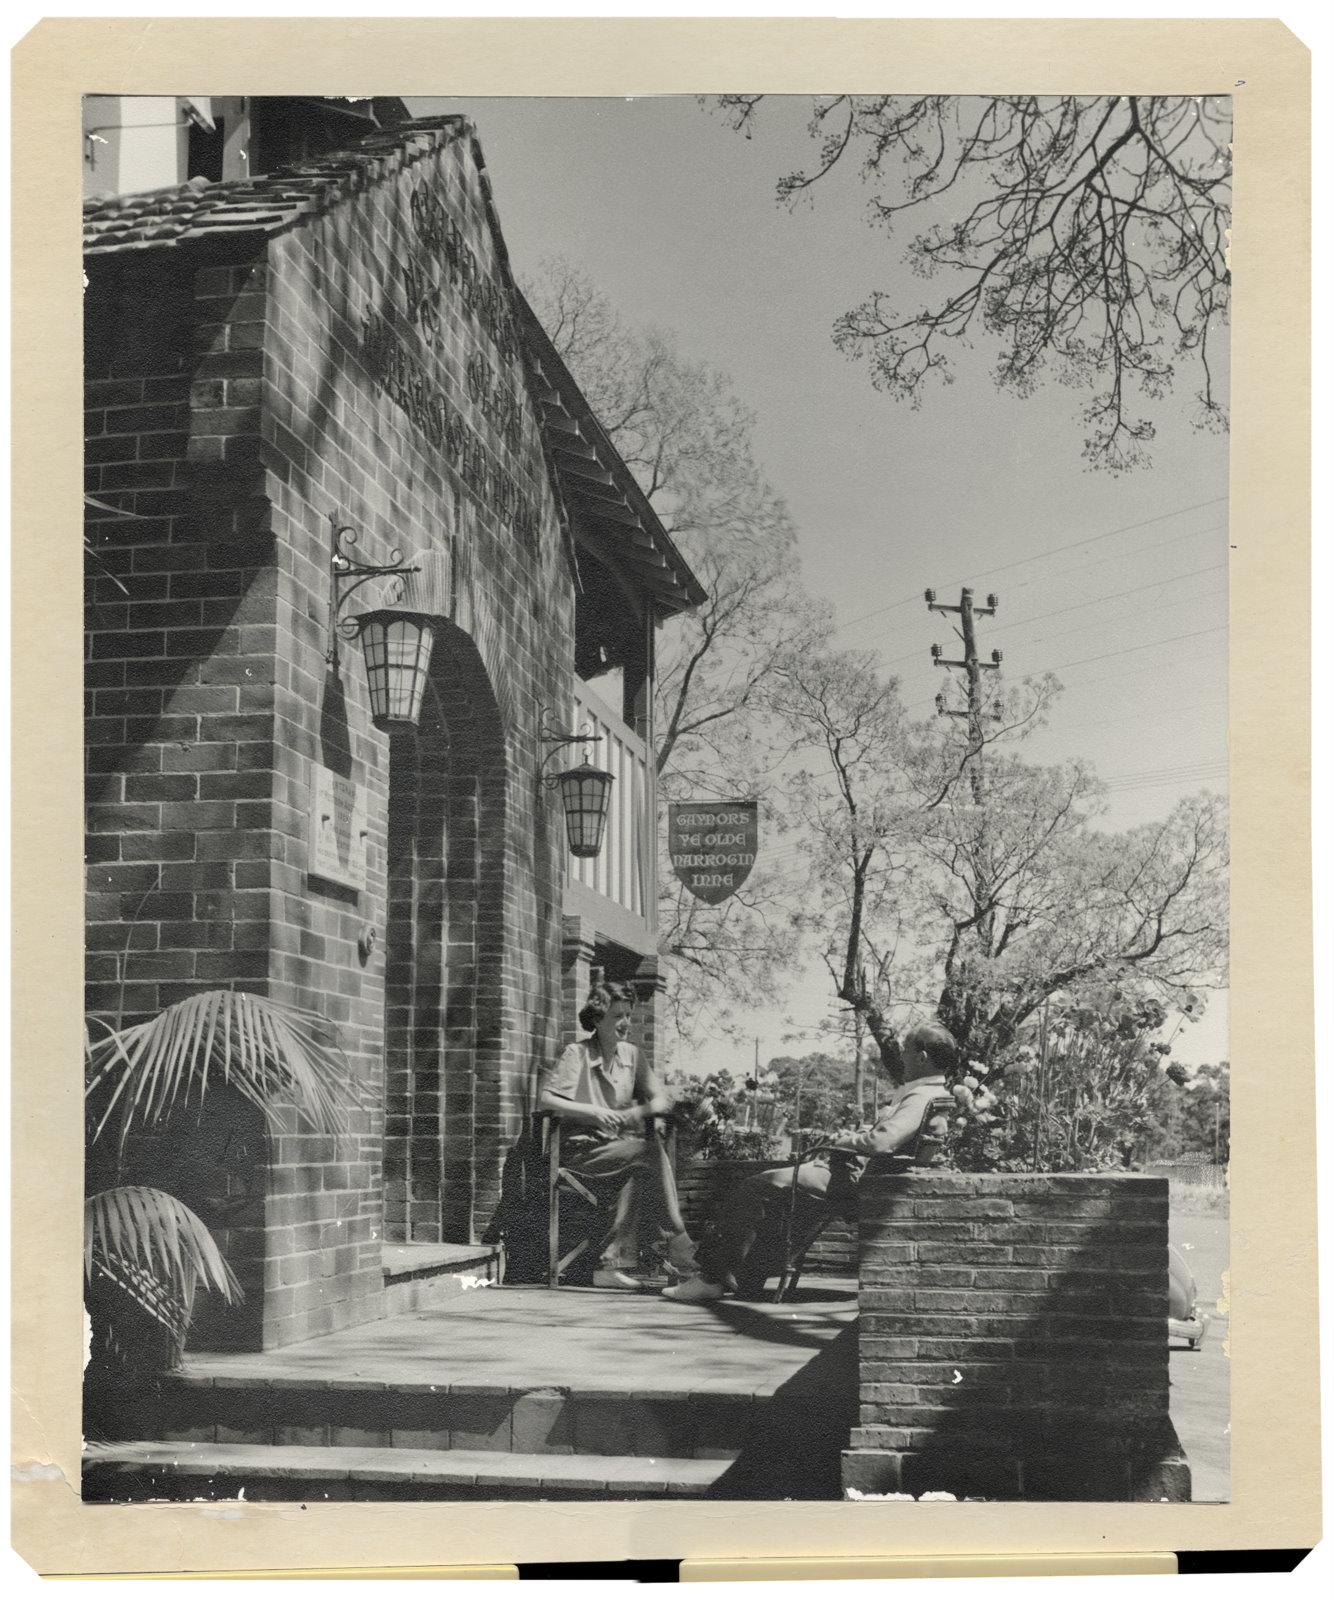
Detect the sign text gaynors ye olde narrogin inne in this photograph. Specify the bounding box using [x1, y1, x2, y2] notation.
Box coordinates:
[668, 801, 759, 906]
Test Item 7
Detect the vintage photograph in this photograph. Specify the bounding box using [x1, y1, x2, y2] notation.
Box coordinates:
[80, 91, 1230, 1505]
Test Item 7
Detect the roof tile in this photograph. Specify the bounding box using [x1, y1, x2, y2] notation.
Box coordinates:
[82, 116, 469, 255]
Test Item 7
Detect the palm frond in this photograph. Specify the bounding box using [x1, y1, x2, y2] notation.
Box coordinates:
[85, 1185, 242, 1330]
[86, 989, 355, 1147]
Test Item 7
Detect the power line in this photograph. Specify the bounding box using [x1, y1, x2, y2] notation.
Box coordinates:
[1039, 696, 1228, 736]
[1101, 758, 1229, 783]
[905, 623, 1227, 713]
[1039, 624, 1227, 678]
[880, 563, 1226, 674]
[1017, 587, 1226, 654]
[848, 519, 1228, 644]
[1017, 653, 1227, 702]
[902, 624, 1222, 720]
[999, 520, 1229, 601]
[1103, 772, 1227, 794]
[836, 496, 1228, 633]
[988, 563, 1226, 642]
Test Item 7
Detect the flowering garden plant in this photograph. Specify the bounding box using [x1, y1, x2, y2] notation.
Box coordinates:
[669, 1070, 780, 1161]
[934, 985, 1200, 1173]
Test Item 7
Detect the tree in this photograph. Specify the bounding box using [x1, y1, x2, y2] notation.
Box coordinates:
[764, 646, 916, 1080]
[965, 789, 1228, 1060]
[764, 638, 1228, 1106]
[526, 261, 825, 1038]
[1144, 1058, 1230, 1163]
[1177, 1061, 1230, 1163]
[712, 95, 1231, 471]
[766, 1051, 871, 1136]
[765, 641, 1068, 1080]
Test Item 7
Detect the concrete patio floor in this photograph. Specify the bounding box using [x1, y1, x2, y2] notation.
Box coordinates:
[175, 1282, 860, 1398]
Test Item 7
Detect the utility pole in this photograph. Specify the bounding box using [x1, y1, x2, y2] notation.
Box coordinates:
[927, 585, 1003, 957]
[926, 586, 1002, 799]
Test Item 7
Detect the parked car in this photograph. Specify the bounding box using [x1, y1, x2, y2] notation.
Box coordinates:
[1168, 1242, 1211, 1349]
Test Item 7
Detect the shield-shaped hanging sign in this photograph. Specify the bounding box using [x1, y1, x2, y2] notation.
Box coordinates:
[668, 800, 759, 906]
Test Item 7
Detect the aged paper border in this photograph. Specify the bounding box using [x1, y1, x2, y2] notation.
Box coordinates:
[11, 17, 1316, 1575]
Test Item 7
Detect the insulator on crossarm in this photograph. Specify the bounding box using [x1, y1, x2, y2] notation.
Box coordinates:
[924, 588, 936, 605]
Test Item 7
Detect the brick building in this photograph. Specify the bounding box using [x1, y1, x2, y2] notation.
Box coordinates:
[83, 106, 703, 1350]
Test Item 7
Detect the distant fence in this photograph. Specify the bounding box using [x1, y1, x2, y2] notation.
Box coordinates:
[1139, 1160, 1228, 1189]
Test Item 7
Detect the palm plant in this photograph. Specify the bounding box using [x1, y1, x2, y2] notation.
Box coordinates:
[84, 990, 353, 1379]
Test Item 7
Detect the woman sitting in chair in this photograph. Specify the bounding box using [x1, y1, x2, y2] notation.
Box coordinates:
[538, 981, 699, 1289]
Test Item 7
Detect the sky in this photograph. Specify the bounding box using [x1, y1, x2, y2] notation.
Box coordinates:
[410, 94, 1230, 1070]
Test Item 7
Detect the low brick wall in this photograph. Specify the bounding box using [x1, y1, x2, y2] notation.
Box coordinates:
[843, 1171, 1190, 1502]
[675, 1156, 770, 1238]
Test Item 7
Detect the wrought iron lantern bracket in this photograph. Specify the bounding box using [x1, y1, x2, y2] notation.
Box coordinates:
[537, 706, 615, 859]
[537, 705, 600, 785]
[327, 513, 421, 667]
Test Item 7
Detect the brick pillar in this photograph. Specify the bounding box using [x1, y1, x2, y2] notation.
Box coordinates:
[560, 915, 596, 1046]
[843, 1171, 1190, 1502]
[631, 954, 669, 1080]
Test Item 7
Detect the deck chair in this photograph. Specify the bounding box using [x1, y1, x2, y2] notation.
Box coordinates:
[767, 1093, 957, 1303]
[540, 1111, 677, 1289]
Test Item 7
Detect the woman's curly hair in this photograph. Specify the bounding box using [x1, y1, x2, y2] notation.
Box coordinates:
[578, 981, 637, 1035]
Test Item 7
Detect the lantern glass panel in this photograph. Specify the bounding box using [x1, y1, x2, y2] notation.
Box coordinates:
[558, 762, 613, 858]
[359, 613, 434, 728]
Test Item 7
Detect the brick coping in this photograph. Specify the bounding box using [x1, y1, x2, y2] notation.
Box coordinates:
[381, 1242, 501, 1282]
[161, 1371, 777, 1402]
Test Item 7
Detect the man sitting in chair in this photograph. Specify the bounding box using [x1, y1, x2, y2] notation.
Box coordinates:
[539, 981, 699, 1289]
[663, 1021, 957, 1303]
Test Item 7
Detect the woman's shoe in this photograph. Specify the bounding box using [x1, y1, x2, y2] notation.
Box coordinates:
[661, 1276, 726, 1303]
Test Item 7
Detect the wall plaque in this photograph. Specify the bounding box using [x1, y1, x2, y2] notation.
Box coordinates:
[308, 765, 368, 891]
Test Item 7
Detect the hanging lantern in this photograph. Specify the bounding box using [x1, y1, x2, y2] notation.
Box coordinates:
[555, 758, 614, 858]
[325, 514, 431, 729]
[354, 610, 435, 730]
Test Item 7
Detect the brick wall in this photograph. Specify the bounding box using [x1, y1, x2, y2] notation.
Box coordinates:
[674, 1157, 774, 1239]
[85, 127, 577, 1350]
[843, 1171, 1190, 1501]
[84, 244, 275, 1026]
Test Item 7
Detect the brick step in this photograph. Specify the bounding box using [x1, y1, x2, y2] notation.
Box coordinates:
[102, 1376, 769, 1461]
[82, 1440, 736, 1502]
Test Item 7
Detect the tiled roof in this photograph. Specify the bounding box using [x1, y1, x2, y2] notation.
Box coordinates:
[82, 115, 469, 255]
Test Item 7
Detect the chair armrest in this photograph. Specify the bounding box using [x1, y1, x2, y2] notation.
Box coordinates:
[792, 1143, 841, 1164]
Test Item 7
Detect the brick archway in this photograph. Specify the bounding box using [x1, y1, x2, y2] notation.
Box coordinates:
[382, 621, 507, 1245]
